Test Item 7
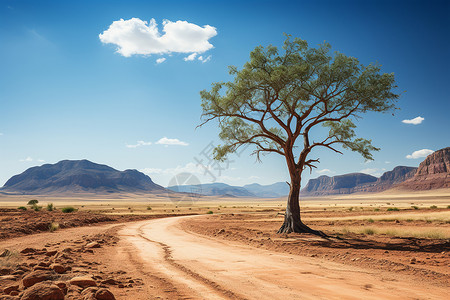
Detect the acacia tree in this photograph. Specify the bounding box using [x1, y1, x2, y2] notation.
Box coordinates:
[199, 36, 399, 234]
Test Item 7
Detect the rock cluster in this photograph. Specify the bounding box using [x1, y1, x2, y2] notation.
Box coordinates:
[0, 234, 141, 299]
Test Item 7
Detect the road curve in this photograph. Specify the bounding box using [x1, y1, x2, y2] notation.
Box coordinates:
[119, 215, 446, 300]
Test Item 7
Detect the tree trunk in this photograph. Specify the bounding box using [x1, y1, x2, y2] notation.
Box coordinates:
[277, 176, 325, 236]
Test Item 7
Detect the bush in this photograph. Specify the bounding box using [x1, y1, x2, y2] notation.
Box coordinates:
[348, 207, 353, 211]
[46, 203, 55, 211]
[147, 206, 152, 210]
[387, 207, 399, 211]
[430, 205, 438, 209]
[411, 206, 419, 210]
[32, 205, 42, 211]
[206, 210, 214, 214]
[27, 199, 39, 206]
[367, 218, 374, 223]
[61, 206, 76, 213]
[48, 222, 59, 232]
[18, 206, 27, 211]
[364, 228, 375, 235]
[374, 208, 380, 212]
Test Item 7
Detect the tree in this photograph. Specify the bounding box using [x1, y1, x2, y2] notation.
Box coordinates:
[199, 35, 399, 235]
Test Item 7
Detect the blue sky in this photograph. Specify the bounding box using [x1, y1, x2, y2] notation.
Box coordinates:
[0, 0, 449, 187]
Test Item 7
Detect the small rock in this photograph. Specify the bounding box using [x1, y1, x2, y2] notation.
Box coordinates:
[85, 242, 100, 249]
[3, 284, 19, 294]
[410, 257, 416, 264]
[45, 250, 58, 257]
[20, 281, 64, 300]
[101, 278, 117, 285]
[0, 268, 12, 275]
[50, 264, 65, 274]
[0, 249, 11, 257]
[22, 270, 52, 288]
[69, 275, 97, 288]
[20, 248, 37, 254]
[95, 288, 116, 300]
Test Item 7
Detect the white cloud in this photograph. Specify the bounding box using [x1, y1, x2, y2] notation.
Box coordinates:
[402, 116, 424, 125]
[156, 137, 188, 146]
[183, 53, 197, 61]
[198, 55, 211, 63]
[126, 141, 152, 148]
[99, 18, 217, 58]
[37, 159, 45, 163]
[19, 157, 33, 162]
[385, 161, 391, 164]
[406, 149, 434, 159]
[156, 57, 166, 64]
[360, 168, 385, 177]
[316, 169, 334, 175]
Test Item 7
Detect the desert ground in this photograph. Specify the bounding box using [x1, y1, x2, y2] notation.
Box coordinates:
[0, 189, 449, 299]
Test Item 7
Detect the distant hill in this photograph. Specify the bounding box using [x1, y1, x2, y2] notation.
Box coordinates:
[167, 182, 255, 197]
[167, 182, 289, 198]
[397, 147, 450, 190]
[301, 173, 378, 196]
[243, 182, 290, 198]
[1, 160, 166, 195]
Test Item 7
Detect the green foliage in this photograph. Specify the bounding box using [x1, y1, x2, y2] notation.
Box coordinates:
[46, 203, 55, 211]
[206, 210, 214, 214]
[363, 228, 375, 235]
[430, 205, 438, 209]
[18, 206, 27, 211]
[199, 35, 399, 166]
[27, 199, 39, 205]
[387, 207, 399, 211]
[61, 206, 76, 213]
[411, 205, 419, 210]
[374, 208, 380, 211]
[367, 218, 374, 223]
[348, 207, 353, 211]
[147, 206, 152, 210]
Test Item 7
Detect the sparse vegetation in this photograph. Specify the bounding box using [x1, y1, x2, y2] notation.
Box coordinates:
[411, 206, 419, 210]
[430, 205, 438, 209]
[61, 206, 76, 213]
[337, 226, 449, 239]
[348, 207, 353, 211]
[363, 228, 375, 235]
[18, 206, 27, 211]
[374, 208, 380, 212]
[147, 206, 152, 210]
[46, 203, 55, 211]
[27, 199, 39, 205]
[48, 222, 60, 232]
[367, 218, 374, 223]
[206, 210, 214, 214]
[387, 207, 399, 211]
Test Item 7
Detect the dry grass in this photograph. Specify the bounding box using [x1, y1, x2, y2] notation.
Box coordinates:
[336, 226, 449, 239]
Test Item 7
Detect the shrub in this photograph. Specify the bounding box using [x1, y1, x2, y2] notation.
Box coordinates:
[48, 222, 59, 232]
[363, 228, 375, 235]
[46, 203, 55, 211]
[374, 208, 380, 212]
[27, 199, 39, 205]
[348, 207, 353, 211]
[430, 205, 438, 209]
[387, 207, 399, 211]
[206, 210, 214, 214]
[61, 206, 76, 213]
[447, 205, 450, 209]
[411, 206, 419, 210]
[367, 218, 374, 223]
[147, 206, 152, 210]
[32, 205, 42, 211]
[18, 206, 27, 211]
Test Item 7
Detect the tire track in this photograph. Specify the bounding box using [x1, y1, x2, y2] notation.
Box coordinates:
[137, 224, 247, 300]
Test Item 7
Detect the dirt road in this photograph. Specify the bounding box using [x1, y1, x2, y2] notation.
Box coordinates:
[119, 215, 447, 300]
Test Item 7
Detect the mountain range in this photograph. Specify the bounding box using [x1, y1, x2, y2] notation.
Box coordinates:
[1, 147, 448, 197]
[0, 160, 165, 195]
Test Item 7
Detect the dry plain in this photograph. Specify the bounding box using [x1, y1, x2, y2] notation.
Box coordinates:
[0, 188, 449, 299]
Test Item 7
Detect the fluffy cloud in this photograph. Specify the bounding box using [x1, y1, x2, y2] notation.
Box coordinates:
[406, 149, 434, 159]
[316, 169, 334, 175]
[183, 53, 197, 61]
[156, 137, 188, 146]
[126, 141, 152, 148]
[402, 116, 424, 125]
[360, 168, 385, 177]
[99, 18, 217, 57]
[156, 57, 166, 64]
[19, 157, 33, 162]
[198, 55, 211, 63]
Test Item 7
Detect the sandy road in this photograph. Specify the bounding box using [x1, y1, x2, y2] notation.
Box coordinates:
[119, 215, 447, 300]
